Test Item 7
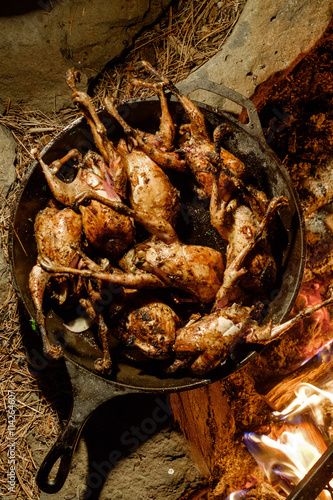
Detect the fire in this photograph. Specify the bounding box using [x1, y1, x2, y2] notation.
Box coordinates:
[273, 382, 333, 433]
[225, 489, 252, 500]
[243, 382, 333, 498]
[243, 431, 323, 495]
[223, 282, 333, 499]
[224, 382, 333, 499]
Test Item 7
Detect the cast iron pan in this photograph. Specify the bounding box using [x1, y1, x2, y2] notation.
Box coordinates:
[9, 81, 306, 493]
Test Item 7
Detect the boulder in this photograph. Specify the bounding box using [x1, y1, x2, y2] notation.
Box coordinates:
[178, 0, 333, 112]
[0, 125, 17, 305]
[0, 125, 17, 198]
[0, 0, 171, 112]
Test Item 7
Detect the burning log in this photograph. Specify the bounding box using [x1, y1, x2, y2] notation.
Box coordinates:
[261, 346, 333, 410]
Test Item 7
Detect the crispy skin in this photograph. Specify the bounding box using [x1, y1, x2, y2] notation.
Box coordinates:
[117, 140, 180, 225]
[116, 298, 181, 359]
[80, 200, 135, 259]
[120, 236, 224, 303]
[104, 94, 186, 172]
[66, 68, 127, 198]
[29, 206, 83, 359]
[173, 304, 251, 375]
[35, 207, 82, 267]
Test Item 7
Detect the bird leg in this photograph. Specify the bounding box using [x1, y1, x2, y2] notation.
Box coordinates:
[214, 195, 289, 310]
[134, 60, 211, 142]
[66, 68, 127, 198]
[104, 95, 186, 172]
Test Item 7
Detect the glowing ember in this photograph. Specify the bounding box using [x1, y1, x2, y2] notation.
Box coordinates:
[291, 282, 333, 367]
[225, 489, 252, 500]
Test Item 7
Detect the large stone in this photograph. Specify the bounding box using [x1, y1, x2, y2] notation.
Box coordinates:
[0, 0, 171, 112]
[0, 125, 16, 305]
[179, 0, 333, 111]
[0, 125, 17, 199]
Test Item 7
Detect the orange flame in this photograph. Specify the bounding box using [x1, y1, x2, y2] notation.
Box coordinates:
[242, 382, 333, 498]
[273, 383, 333, 434]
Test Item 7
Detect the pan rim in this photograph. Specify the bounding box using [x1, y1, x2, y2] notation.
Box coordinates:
[9, 97, 306, 390]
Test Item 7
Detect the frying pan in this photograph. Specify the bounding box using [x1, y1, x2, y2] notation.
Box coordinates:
[9, 81, 305, 493]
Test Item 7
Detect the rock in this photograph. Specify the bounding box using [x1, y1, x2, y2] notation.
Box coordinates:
[0, 125, 16, 306]
[0, 0, 171, 112]
[39, 427, 200, 500]
[0, 248, 10, 304]
[178, 0, 333, 112]
[0, 125, 17, 199]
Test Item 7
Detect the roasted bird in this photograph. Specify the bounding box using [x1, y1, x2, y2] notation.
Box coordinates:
[104, 97, 181, 224]
[171, 292, 333, 375]
[104, 83, 186, 172]
[79, 198, 134, 259]
[41, 213, 224, 304]
[33, 148, 135, 259]
[66, 70, 181, 227]
[116, 137, 180, 225]
[29, 204, 102, 361]
[113, 292, 181, 359]
[211, 189, 288, 308]
[119, 235, 224, 303]
[66, 68, 127, 198]
[135, 61, 269, 216]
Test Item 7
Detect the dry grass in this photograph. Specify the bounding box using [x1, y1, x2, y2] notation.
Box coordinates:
[94, 0, 246, 103]
[0, 1, 246, 498]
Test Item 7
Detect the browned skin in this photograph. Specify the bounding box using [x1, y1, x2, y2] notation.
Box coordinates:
[40, 232, 224, 303]
[74, 191, 178, 244]
[117, 138, 180, 225]
[104, 94, 186, 172]
[33, 149, 86, 206]
[134, 61, 219, 196]
[66, 68, 127, 198]
[213, 124, 269, 217]
[114, 294, 181, 359]
[79, 199, 135, 259]
[33, 149, 121, 206]
[33, 149, 135, 257]
[172, 303, 251, 375]
[119, 236, 224, 304]
[172, 289, 333, 376]
[29, 206, 89, 359]
[130, 79, 176, 151]
[30, 205, 118, 369]
[135, 61, 270, 212]
[40, 221, 224, 303]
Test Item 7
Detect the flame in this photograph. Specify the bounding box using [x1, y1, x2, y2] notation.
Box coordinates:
[242, 382, 333, 498]
[273, 383, 333, 431]
[224, 277, 333, 500]
[244, 431, 322, 494]
[225, 489, 251, 500]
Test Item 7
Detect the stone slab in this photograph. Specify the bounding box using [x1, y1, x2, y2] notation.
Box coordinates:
[0, 125, 17, 306]
[0, 0, 171, 112]
[178, 0, 333, 112]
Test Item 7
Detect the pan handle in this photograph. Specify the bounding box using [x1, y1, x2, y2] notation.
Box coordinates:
[179, 79, 265, 143]
[37, 360, 137, 494]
